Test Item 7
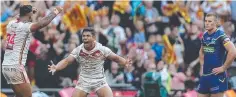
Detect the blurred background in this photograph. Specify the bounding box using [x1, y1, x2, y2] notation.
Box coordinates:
[1, 0, 236, 97]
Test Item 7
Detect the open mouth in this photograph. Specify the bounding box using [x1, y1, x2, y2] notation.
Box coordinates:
[83, 40, 89, 43]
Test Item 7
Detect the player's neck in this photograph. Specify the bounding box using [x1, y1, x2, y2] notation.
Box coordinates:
[19, 16, 30, 22]
[207, 28, 217, 35]
[84, 42, 96, 51]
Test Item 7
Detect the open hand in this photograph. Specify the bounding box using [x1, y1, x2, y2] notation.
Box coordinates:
[212, 66, 226, 75]
[125, 57, 132, 68]
[48, 60, 57, 75]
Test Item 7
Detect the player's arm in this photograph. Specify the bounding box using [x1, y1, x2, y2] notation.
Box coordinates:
[199, 46, 204, 76]
[107, 52, 132, 67]
[107, 53, 130, 67]
[48, 46, 79, 75]
[222, 41, 236, 70]
[30, 7, 63, 32]
[48, 55, 76, 75]
[199, 46, 204, 65]
[213, 35, 236, 75]
[55, 55, 76, 71]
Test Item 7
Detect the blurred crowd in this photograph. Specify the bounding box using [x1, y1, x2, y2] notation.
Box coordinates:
[1, 0, 236, 97]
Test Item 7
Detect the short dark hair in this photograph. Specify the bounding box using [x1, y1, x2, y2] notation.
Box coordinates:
[19, 5, 33, 17]
[81, 27, 96, 36]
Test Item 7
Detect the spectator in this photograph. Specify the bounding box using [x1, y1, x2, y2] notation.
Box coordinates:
[150, 34, 165, 62]
[58, 77, 75, 97]
[134, 20, 146, 46]
[157, 60, 171, 94]
[163, 26, 177, 65]
[124, 65, 135, 84]
[1, 1, 19, 22]
[141, 62, 168, 97]
[105, 62, 125, 85]
[126, 27, 134, 45]
[101, 16, 111, 35]
[143, 1, 161, 24]
[231, 1, 236, 37]
[144, 43, 156, 63]
[107, 14, 126, 54]
[180, 23, 201, 77]
[169, 64, 186, 96]
[183, 80, 197, 97]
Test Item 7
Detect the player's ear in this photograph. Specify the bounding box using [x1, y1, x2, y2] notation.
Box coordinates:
[93, 35, 96, 40]
[216, 20, 221, 27]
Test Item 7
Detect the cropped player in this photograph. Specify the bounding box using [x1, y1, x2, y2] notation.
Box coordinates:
[48, 28, 132, 97]
[2, 5, 63, 97]
[198, 13, 236, 97]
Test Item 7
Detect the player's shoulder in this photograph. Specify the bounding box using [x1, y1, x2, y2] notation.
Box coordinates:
[7, 19, 32, 28]
[202, 31, 208, 39]
[77, 43, 84, 49]
[215, 29, 228, 40]
[96, 42, 111, 51]
[7, 19, 17, 26]
[8, 19, 16, 24]
[72, 44, 83, 52]
[96, 42, 105, 49]
[216, 29, 225, 35]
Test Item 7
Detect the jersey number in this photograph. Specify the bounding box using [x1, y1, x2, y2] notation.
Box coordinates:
[6, 33, 16, 50]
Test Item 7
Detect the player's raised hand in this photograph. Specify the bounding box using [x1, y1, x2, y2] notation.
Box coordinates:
[125, 57, 132, 68]
[48, 60, 57, 75]
[212, 66, 226, 75]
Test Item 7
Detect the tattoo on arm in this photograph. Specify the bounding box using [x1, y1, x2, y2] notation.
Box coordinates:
[31, 12, 57, 32]
[38, 12, 57, 28]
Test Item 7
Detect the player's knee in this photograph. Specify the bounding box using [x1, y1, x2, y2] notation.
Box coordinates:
[102, 90, 113, 97]
[18, 90, 32, 97]
[104, 93, 113, 97]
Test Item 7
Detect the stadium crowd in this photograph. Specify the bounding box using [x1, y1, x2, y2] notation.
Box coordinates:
[1, 0, 236, 97]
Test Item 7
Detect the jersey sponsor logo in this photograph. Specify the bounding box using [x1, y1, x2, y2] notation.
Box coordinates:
[203, 46, 215, 53]
[3, 68, 17, 72]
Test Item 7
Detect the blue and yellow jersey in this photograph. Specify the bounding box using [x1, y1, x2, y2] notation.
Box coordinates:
[201, 29, 230, 74]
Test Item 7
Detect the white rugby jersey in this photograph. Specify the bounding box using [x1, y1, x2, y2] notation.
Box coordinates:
[70, 42, 113, 79]
[2, 19, 33, 66]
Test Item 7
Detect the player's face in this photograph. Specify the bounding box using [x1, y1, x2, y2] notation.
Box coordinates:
[28, 7, 37, 22]
[82, 31, 95, 44]
[205, 16, 217, 31]
[28, 13, 33, 22]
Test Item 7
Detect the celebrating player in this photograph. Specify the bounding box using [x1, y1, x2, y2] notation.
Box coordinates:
[2, 5, 63, 97]
[48, 28, 132, 97]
